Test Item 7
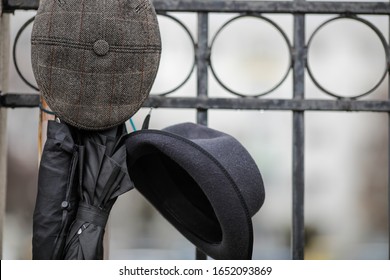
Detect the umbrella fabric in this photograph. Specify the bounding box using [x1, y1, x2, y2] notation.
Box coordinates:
[33, 120, 81, 260]
[63, 124, 133, 260]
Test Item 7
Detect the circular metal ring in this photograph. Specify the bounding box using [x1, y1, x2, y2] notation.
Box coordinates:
[13, 16, 39, 92]
[209, 14, 293, 97]
[306, 15, 389, 99]
[152, 13, 196, 96]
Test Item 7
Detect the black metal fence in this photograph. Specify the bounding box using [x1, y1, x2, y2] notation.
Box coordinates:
[1, 0, 390, 260]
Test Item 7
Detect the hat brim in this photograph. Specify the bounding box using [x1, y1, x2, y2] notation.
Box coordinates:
[125, 129, 254, 260]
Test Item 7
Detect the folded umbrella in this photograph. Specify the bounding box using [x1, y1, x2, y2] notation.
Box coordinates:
[63, 124, 133, 260]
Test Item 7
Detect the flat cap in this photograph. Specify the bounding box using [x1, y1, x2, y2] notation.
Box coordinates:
[31, 0, 161, 130]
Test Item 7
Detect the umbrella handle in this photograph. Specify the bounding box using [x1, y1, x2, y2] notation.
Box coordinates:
[141, 108, 153, 130]
[38, 98, 55, 160]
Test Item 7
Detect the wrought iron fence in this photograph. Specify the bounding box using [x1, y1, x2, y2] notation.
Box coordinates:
[1, 0, 390, 260]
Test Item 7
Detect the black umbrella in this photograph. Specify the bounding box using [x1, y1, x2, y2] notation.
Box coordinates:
[33, 120, 81, 260]
[62, 123, 133, 260]
[33, 120, 133, 260]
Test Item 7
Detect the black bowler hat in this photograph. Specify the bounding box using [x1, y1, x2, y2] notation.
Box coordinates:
[125, 122, 265, 259]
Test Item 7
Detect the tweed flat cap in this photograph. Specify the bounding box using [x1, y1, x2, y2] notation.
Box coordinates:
[31, 0, 161, 130]
[125, 123, 265, 259]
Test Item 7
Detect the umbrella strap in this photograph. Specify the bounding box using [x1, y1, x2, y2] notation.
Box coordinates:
[76, 203, 109, 228]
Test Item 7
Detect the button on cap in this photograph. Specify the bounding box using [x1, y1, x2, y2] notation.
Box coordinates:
[93, 40, 110, 56]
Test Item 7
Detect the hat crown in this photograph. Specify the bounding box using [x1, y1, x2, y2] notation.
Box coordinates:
[164, 122, 265, 216]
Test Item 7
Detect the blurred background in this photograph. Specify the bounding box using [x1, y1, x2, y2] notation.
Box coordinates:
[2, 0, 389, 259]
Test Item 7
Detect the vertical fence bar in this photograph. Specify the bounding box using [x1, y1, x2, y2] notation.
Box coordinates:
[195, 12, 209, 260]
[386, 1, 390, 260]
[387, 76, 390, 260]
[292, 0, 306, 260]
[0, 3, 10, 259]
[196, 12, 209, 126]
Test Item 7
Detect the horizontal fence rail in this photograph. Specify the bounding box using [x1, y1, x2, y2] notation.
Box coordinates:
[3, 0, 390, 14]
[1, 0, 390, 260]
[3, 94, 390, 112]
